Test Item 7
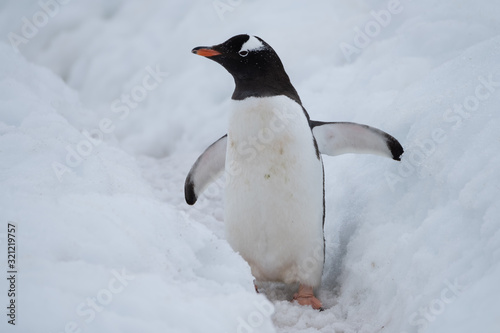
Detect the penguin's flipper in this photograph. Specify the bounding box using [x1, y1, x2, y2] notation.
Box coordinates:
[185, 135, 227, 205]
[310, 121, 403, 161]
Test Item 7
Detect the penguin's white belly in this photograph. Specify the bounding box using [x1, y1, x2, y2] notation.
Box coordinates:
[224, 96, 324, 287]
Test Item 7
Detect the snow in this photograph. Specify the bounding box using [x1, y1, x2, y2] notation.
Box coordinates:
[1, 0, 499, 332]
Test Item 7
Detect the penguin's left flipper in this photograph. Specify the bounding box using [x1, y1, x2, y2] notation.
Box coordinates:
[310, 121, 404, 161]
[185, 134, 227, 205]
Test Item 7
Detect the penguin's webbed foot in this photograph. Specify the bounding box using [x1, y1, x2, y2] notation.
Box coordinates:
[292, 284, 323, 310]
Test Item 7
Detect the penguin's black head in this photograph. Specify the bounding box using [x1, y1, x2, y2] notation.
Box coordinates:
[192, 34, 301, 103]
[192, 35, 277, 80]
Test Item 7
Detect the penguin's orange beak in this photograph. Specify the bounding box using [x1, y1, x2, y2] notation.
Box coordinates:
[192, 47, 221, 57]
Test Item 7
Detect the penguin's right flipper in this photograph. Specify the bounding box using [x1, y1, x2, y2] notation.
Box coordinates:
[310, 121, 404, 161]
[184, 135, 227, 205]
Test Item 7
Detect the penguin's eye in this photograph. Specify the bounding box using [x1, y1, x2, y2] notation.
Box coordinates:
[238, 50, 249, 57]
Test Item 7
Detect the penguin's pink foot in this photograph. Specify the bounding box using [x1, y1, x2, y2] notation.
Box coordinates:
[292, 284, 323, 310]
[254, 280, 259, 293]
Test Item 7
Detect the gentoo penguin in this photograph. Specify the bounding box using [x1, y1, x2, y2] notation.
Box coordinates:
[185, 34, 403, 310]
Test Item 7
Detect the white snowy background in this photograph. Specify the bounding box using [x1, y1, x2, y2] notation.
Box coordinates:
[1, 0, 499, 332]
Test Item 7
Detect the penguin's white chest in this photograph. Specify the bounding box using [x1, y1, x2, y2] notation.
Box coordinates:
[224, 95, 324, 287]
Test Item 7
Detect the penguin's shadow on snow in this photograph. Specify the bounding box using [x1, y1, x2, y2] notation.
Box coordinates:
[320, 207, 361, 308]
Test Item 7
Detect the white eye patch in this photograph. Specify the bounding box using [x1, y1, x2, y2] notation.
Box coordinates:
[240, 35, 264, 53]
